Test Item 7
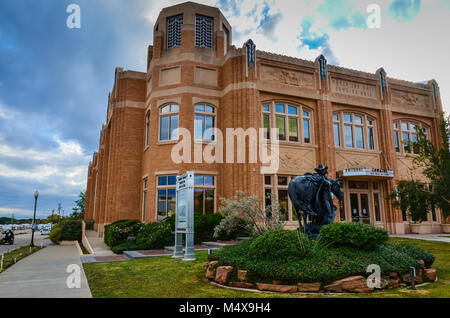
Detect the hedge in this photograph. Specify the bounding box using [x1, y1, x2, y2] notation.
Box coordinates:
[104, 219, 143, 247]
[48, 219, 81, 243]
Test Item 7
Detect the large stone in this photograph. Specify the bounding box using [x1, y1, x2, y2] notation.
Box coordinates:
[402, 269, 423, 284]
[324, 276, 373, 293]
[215, 266, 234, 285]
[388, 278, 400, 289]
[229, 282, 254, 289]
[297, 282, 321, 292]
[424, 268, 437, 282]
[389, 272, 399, 279]
[203, 262, 209, 271]
[237, 270, 250, 282]
[205, 261, 219, 280]
[256, 283, 298, 293]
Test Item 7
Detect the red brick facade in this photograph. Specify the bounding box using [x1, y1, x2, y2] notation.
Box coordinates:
[85, 2, 445, 236]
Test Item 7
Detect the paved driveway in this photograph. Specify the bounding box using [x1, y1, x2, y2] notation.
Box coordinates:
[0, 245, 92, 298]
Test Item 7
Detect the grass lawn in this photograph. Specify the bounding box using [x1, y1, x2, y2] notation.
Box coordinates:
[83, 238, 450, 298]
[0, 245, 44, 273]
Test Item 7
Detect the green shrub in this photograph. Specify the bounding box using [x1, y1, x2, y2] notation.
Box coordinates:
[319, 222, 389, 251]
[248, 230, 309, 261]
[60, 219, 82, 241]
[165, 213, 224, 244]
[393, 243, 435, 268]
[136, 221, 174, 249]
[49, 224, 62, 244]
[104, 219, 143, 247]
[111, 241, 148, 254]
[213, 215, 252, 240]
[210, 239, 426, 284]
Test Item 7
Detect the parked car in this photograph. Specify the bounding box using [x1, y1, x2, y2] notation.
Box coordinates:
[40, 228, 50, 235]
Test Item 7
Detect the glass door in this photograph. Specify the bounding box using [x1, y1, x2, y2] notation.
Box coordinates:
[350, 192, 371, 224]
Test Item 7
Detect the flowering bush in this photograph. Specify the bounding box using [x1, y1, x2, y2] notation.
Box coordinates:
[136, 221, 174, 249]
[104, 220, 143, 247]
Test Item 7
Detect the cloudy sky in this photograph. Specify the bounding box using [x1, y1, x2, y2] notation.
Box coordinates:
[0, 0, 449, 219]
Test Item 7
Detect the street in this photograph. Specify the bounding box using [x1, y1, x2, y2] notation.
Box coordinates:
[0, 232, 49, 254]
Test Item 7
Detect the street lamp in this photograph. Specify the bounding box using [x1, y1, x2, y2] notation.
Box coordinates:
[30, 190, 39, 247]
[51, 208, 54, 230]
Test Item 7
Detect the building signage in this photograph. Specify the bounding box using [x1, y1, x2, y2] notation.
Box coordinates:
[342, 168, 394, 178]
[173, 172, 196, 261]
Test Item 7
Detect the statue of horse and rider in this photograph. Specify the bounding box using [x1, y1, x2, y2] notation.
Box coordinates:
[288, 164, 344, 239]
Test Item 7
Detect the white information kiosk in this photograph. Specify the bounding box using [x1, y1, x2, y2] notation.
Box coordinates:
[173, 171, 196, 261]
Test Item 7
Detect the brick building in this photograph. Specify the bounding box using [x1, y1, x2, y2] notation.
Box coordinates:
[84, 1, 446, 236]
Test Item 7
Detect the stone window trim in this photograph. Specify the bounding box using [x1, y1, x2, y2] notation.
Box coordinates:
[261, 101, 314, 145]
[194, 103, 217, 142]
[333, 111, 377, 151]
[159, 103, 179, 142]
[142, 177, 148, 222]
[393, 119, 429, 155]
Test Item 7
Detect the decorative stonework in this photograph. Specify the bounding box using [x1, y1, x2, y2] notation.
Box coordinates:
[335, 152, 381, 171]
[159, 66, 181, 87]
[261, 64, 314, 88]
[392, 89, 429, 108]
[195, 66, 218, 87]
[278, 148, 316, 174]
[331, 78, 376, 99]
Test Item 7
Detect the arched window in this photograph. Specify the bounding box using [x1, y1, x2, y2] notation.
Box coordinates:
[262, 102, 313, 144]
[194, 104, 216, 141]
[393, 120, 428, 154]
[159, 104, 179, 141]
[333, 112, 376, 150]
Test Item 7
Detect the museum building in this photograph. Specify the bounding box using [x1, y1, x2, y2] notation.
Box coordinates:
[84, 2, 446, 236]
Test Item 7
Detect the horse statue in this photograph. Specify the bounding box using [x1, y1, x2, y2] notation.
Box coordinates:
[288, 164, 344, 239]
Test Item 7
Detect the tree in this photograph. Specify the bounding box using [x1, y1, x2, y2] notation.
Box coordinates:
[386, 180, 430, 223]
[70, 190, 86, 219]
[412, 113, 450, 218]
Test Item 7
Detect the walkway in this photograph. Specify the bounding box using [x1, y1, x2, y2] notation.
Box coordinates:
[391, 233, 450, 243]
[0, 245, 92, 298]
[85, 230, 115, 256]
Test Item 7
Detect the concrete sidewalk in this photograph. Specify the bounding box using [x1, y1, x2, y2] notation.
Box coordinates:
[85, 230, 115, 256]
[0, 245, 92, 298]
[391, 233, 450, 243]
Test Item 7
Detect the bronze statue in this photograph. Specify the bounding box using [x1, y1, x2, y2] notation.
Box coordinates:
[288, 164, 344, 239]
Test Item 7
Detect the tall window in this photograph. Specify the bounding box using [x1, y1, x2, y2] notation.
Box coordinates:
[333, 112, 376, 150]
[195, 15, 214, 49]
[194, 104, 215, 141]
[167, 15, 183, 49]
[223, 24, 229, 55]
[194, 175, 215, 215]
[159, 104, 179, 141]
[142, 177, 148, 221]
[157, 175, 177, 221]
[145, 111, 150, 147]
[264, 174, 299, 222]
[393, 120, 428, 154]
[262, 102, 313, 144]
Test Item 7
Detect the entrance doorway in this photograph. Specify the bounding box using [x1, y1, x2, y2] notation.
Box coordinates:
[350, 192, 370, 224]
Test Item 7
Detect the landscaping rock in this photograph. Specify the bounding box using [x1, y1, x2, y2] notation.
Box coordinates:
[229, 282, 254, 289]
[215, 266, 233, 285]
[203, 262, 210, 271]
[388, 278, 400, 289]
[402, 270, 423, 284]
[324, 276, 373, 293]
[297, 282, 321, 292]
[256, 283, 297, 293]
[272, 280, 282, 285]
[237, 270, 250, 282]
[206, 261, 219, 280]
[424, 268, 437, 282]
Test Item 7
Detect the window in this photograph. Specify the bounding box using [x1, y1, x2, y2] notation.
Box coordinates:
[194, 104, 215, 141]
[264, 174, 299, 222]
[160, 104, 179, 141]
[194, 175, 215, 215]
[195, 15, 214, 49]
[262, 102, 312, 144]
[145, 111, 150, 147]
[333, 112, 376, 150]
[167, 15, 183, 49]
[142, 178, 148, 221]
[393, 120, 428, 154]
[156, 175, 177, 221]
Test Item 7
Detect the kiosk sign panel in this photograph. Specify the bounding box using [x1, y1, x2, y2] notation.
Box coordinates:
[173, 172, 195, 261]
